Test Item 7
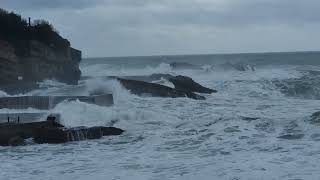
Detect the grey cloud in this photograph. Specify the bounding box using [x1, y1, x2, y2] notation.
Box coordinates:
[0, 0, 101, 10]
[2, 0, 320, 26]
[1, 0, 320, 56]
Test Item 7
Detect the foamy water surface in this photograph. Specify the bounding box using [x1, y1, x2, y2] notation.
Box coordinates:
[1, 54, 320, 180]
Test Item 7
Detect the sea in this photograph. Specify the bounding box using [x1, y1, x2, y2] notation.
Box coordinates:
[1, 52, 320, 180]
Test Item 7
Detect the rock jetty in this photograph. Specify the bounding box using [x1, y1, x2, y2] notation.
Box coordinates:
[0, 115, 124, 146]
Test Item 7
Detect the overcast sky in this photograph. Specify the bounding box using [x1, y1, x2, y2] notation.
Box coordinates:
[1, 0, 320, 57]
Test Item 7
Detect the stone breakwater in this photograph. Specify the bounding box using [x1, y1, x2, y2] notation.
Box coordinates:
[0, 115, 124, 146]
[0, 94, 118, 146]
[0, 95, 114, 110]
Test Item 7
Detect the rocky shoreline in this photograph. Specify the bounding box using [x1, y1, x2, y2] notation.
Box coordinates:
[0, 9, 235, 146]
[0, 115, 124, 146]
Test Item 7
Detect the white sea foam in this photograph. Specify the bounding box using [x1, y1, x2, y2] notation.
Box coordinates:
[1, 58, 320, 180]
[81, 62, 173, 77]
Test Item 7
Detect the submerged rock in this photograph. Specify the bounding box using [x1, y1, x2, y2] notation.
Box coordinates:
[117, 78, 205, 100]
[277, 134, 304, 140]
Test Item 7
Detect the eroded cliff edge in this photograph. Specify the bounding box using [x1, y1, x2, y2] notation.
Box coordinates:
[0, 40, 81, 85]
[0, 9, 81, 87]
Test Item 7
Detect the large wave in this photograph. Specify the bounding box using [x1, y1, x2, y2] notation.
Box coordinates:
[272, 70, 320, 100]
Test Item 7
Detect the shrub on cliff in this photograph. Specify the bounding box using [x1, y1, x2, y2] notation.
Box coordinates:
[0, 8, 70, 56]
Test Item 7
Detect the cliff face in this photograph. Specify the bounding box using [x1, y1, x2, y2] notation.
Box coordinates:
[0, 40, 22, 84]
[0, 39, 81, 85]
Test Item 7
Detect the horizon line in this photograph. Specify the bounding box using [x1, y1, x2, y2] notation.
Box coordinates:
[83, 50, 320, 59]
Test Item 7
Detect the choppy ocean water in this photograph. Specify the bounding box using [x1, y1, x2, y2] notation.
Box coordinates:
[1, 52, 320, 180]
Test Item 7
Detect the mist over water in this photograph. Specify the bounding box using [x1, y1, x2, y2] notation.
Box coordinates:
[2, 52, 320, 180]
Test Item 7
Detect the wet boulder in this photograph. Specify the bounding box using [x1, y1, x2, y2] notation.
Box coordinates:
[34, 126, 124, 144]
[117, 78, 205, 100]
[119, 74, 174, 83]
[33, 127, 68, 144]
[0, 119, 63, 146]
[168, 75, 217, 94]
[8, 136, 25, 146]
[91, 126, 124, 136]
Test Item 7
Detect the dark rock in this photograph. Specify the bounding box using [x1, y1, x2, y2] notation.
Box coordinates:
[34, 127, 68, 144]
[277, 134, 304, 140]
[0, 40, 81, 87]
[240, 116, 260, 122]
[0, 9, 82, 93]
[84, 74, 216, 99]
[0, 119, 63, 146]
[34, 126, 124, 144]
[0, 112, 124, 146]
[117, 78, 205, 100]
[119, 74, 174, 83]
[93, 126, 124, 136]
[8, 136, 25, 146]
[116, 74, 217, 94]
[168, 75, 217, 94]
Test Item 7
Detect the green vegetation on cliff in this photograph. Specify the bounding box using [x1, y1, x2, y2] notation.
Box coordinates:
[0, 8, 70, 56]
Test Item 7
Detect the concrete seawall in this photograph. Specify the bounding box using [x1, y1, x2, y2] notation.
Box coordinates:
[0, 113, 47, 123]
[0, 113, 62, 124]
[0, 94, 114, 110]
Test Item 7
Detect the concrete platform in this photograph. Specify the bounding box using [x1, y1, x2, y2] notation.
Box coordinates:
[0, 94, 114, 110]
[0, 113, 62, 124]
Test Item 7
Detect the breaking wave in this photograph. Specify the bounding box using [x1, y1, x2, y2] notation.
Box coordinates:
[272, 70, 320, 99]
[3, 54, 320, 180]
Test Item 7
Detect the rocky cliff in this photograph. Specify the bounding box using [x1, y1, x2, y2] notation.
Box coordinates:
[0, 39, 81, 85]
[0, 9, 82, 87]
